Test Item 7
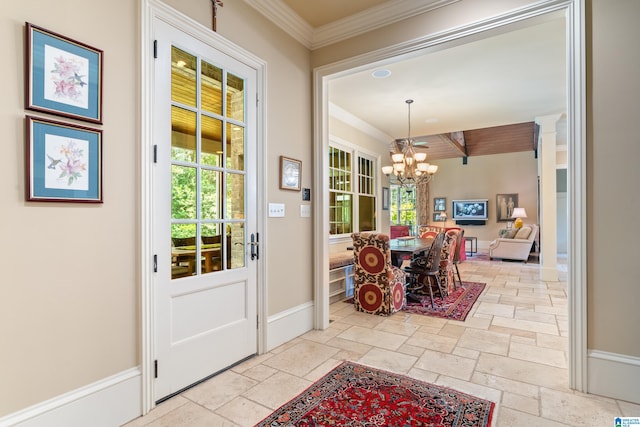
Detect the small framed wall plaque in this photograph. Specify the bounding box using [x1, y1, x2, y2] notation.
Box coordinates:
[279, 156, 301, 191]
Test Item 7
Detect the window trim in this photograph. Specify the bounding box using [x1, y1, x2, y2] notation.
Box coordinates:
[328, 137, 381, 240]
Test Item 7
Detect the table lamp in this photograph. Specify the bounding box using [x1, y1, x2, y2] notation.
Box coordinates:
[440, 212, 447, 228]
[511, 207, 527, 229]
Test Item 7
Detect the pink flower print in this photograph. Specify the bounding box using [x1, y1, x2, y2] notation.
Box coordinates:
[50, 55, 86, 102]
[57, 140, 86, 186]
[53, 56, 77, 79]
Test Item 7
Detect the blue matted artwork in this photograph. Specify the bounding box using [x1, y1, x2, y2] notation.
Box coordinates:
[26, 22, 103, 123]
[26, 116, 102, 203]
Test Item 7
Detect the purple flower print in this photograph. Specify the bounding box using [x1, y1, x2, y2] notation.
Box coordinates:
[57, 140, 86, 186]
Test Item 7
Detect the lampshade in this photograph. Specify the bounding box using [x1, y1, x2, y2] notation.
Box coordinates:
[511, 208, 527, 218]
[511, 207, 527, 229]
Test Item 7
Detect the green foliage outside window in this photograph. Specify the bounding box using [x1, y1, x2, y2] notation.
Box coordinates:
[390, 184, 417, 230]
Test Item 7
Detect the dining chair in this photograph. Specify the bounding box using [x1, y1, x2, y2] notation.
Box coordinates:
[351, 232, 406, 316]
[403, 232, 445, 308]
[438, 229, 459, 295]
[450, 228, 464, 288]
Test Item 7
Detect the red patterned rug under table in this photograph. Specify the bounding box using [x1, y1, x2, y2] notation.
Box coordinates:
[344, 281, 485, 321]
[402, 281, 486, 321]
[255, 361, 495, 427]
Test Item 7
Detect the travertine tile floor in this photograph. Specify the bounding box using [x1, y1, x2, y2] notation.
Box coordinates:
[124, 253, 639, 426]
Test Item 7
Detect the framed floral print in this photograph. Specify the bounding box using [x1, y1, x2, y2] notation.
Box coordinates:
[280, 156, 301, 191]
[26, 22, 103, 124]
[26, 116, 103, 203]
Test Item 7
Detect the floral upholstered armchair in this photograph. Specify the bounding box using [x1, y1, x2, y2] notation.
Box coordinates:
[351, 232, 406, 316]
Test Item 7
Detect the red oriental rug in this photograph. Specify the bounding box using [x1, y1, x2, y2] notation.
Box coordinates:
[344, 281, 485, 321]
[402, 281, 486, 321]
[255, 361, 495, 427]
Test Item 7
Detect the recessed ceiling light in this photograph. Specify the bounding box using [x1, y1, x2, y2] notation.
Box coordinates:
[425, 118, 439, 124]
[371, 69, 391, 78]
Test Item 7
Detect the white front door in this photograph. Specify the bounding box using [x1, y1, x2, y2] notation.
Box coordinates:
[152, 20, 258, 401]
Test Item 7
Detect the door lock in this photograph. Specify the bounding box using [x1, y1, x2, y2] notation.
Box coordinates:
[250, 233, 260, 260]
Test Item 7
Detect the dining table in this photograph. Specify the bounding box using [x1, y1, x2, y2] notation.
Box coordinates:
[171, 243, 222, 274]
[389, 236, 434, 267]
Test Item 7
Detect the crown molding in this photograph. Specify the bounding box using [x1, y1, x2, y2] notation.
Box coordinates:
[244, 0, 461, 50]
[244, 0, 314, 47]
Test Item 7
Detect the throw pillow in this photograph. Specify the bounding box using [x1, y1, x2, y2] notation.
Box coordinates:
[503, 229, 518, 239]
[515, 226, 532, 239]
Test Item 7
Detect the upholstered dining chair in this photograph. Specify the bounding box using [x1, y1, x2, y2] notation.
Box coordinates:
[403, 232, 445, 308]
[351, 232, 406, 316]
[438, 229, 460, 295]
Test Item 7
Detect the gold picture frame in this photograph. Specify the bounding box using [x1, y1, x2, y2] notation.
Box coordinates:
[279, 156, 301, 191]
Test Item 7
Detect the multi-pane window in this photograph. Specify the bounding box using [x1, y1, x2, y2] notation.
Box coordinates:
[390, 184, 417, 233]
[170, 46, 246, 279]
[358, 157, 375, 231]
[329, 144, 377, 236]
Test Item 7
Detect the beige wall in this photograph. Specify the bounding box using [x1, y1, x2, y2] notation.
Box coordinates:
[0, 0, 139, 415]
[429, 152, 539, 242]
[588, 0, 640, 356]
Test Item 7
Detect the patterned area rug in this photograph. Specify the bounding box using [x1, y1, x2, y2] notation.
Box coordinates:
[344, 281, 485, 321]
[255, 361, 495, 426]
[402, 281, 486, 321]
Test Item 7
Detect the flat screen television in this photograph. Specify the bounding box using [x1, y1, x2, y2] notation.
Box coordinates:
[452, 199, 488, 221]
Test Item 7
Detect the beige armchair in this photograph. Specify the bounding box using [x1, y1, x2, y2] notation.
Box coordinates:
[489, 224, 538, 262]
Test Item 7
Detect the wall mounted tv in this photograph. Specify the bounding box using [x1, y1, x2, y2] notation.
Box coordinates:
[452, 199, 488, 224]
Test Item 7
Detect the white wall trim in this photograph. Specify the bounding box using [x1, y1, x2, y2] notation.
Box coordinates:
[266, 302, 314, 351]
[587, 350, 640, 404]
[0, 368, 141, 427]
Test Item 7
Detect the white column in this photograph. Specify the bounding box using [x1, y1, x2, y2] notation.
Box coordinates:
[536, 114, 562, 281]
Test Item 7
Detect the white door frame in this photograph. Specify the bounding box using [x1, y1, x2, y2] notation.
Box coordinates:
[140, 0, 267, 413]
[313, 0, 587, 391]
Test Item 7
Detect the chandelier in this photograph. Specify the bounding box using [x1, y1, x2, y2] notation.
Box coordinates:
[381, 99, 438, 189]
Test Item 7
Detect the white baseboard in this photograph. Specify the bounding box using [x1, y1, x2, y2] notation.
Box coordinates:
[266, 301, 314, 351]
[0, 368, 141, 427]
[587, 349, 640, 404]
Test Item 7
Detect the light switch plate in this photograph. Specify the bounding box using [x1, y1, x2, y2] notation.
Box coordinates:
[300, 205, 311, 217]
[268, 203, 285, 217]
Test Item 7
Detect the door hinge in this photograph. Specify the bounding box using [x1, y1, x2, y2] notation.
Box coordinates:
[154, 360, 158, 378]
[153, 144, 157, 163]
[153, 254, 158, 272]
[153, 40, 158, 59]
[256, 93, 259, 107]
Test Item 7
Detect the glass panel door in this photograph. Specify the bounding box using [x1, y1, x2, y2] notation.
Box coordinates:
[170, 46, 246, 279]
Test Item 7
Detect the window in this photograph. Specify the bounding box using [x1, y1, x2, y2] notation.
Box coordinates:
[329, 144, 377, 236]
[390, 184, 417, 233]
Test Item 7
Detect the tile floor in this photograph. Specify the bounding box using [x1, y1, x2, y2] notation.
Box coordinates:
[124, 253, 639, 426]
